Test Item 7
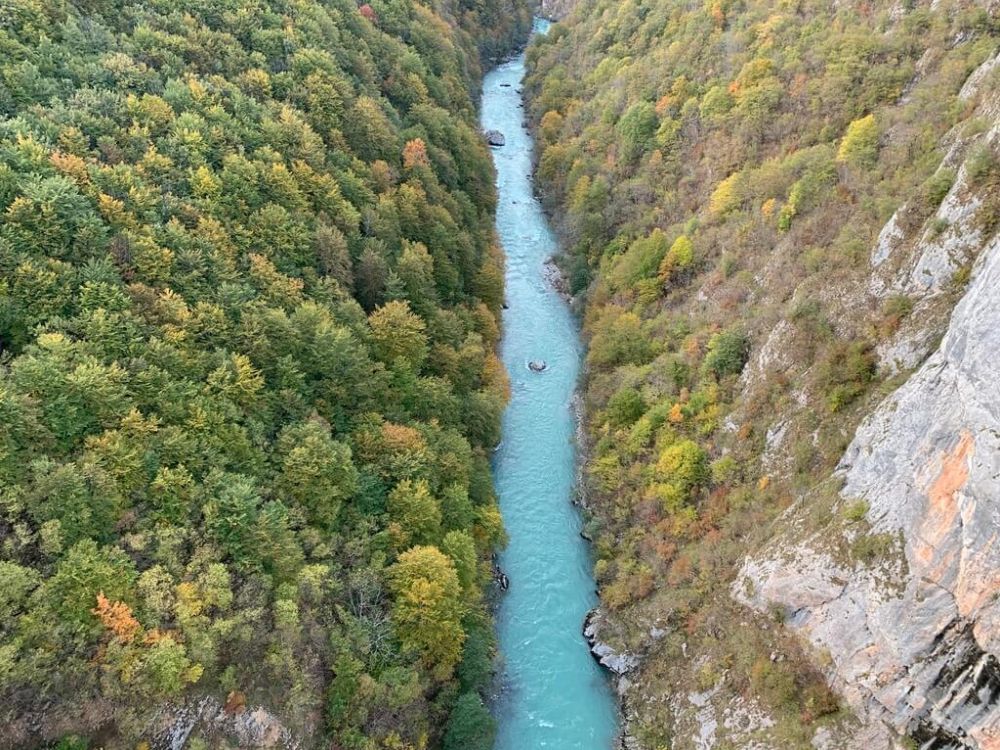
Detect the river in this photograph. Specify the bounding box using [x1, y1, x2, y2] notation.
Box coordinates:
[481, 19, 620, 750]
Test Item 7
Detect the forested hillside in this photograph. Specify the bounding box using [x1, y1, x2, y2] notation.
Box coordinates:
[0, 0, 530, 747]
[528, 0, 1000, 746]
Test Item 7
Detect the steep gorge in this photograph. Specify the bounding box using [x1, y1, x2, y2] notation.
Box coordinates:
[526, 0, 1000, 746]
[738, 47, 1000, 745]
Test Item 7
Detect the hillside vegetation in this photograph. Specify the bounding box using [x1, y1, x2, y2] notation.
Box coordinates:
[527, 0, 1000, 745]
[0, 0, 530, 747]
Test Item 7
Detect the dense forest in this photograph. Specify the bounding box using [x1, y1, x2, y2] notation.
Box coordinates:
[527, 0, 1000, 745]
[0, 0, 531, 747]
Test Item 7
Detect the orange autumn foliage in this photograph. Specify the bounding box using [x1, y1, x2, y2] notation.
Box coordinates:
[668, 402, 685, 423]
[92, 592, 141, 644]
[143, 628, 171, 645]
[710, 0, 725, 27]
[224, 690, 247, 714]
[402, 138, 430, 169]
[49, 151, 89, 184]
[381, 422, 425, 453]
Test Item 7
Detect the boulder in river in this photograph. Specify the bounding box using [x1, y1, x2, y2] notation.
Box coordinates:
[484, 129, 505, 147]
[527, 360, 547, 372]
[492, 563, 510, 591]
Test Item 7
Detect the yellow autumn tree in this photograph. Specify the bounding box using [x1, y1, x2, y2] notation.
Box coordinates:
[658, 234, 694, 283]
[387, 479, 442, 547]
[388, 545, 465, 680]
[369, 300, 428, 368]
[709, 172, 742, 216]
[837, 114, 879, 166]
[539, 110, 564, 144]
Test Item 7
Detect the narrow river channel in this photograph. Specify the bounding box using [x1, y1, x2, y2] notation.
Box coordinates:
[482, 20, 619, 750]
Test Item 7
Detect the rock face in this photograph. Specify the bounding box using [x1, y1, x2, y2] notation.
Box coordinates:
[539, 0, 577, 19]
[738, 230, 1000, 745]
[735, 47, 1000, 747]
[871, 50, 1000, 303]
[159, 695, 300, 750]
[583, 608, 639, 676]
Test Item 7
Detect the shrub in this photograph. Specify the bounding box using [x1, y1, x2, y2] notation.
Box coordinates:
[617, 101, 658, 161]
[966, 142, 999, 185]
[611, 230, 670, 289]
[921, 168, 956, 208]
[444, 692, 496, 750]
[655, 439, 709, 493]
[710, 455, 740, 484]
[851, 531, 897, 563]
[709, 172, 743, 216]
[837, 114, 879, 166]
[606, 388, 646, 428]
[703, 329, 750, 378]
[588, 310, 654, 367]
[820, 340, 876, 412]
[566, 252, 593, 295]
[657, 234, 694, 284]
[881, 294, 913, 333]
[842, 500, 869, 523]
[699, 84, 733, 122]
[456, 622, 495, 693]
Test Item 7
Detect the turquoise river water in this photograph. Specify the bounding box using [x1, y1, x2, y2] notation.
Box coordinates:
[482, 21, 619, 750]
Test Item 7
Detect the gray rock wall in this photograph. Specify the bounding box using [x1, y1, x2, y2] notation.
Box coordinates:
[737, 43, 1000, 748]
[738, 233, 1000, 745]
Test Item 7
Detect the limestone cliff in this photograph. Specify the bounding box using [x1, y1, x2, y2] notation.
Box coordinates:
[526, 0, 1000, 745]
[737, 49, 1000, 747]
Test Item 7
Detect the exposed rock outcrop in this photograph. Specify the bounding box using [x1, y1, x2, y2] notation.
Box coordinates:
[583, 608, 639, 676]
[158, 695, 300, 750]
[539, 0, 577, 20]
[893, 56, 998, 285]
[738, 232, 1000, 744]
[527, 0, 1000, 745]
[736, 42, 1000, 748]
